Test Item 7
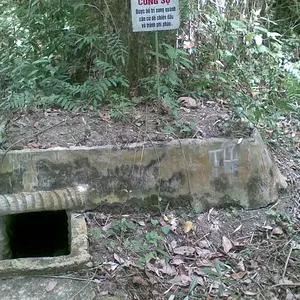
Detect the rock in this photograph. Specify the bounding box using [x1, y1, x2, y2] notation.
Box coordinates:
[178, 96, 198, 108]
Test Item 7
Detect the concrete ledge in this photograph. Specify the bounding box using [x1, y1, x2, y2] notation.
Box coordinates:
[0, 214, 91, 277]
[0, 130, 286, 211]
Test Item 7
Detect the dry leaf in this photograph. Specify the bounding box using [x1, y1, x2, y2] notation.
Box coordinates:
[114, 253, 125, 264]
[132, 276, 149, 286]
[195, 247, 212, 258]
[27, 142, 40, 148]
[103, 261, 119, 272]
[243, 291, 257, 296]
[195, 260, 214, 268]
[45, 280, 57, 292]
[102, 222, 112, 231]
[230, 271, 247, 279]
[171, 257, 185, 265]
[272, 227, 283, 235]
[170, 240, 177, 250]
[99, 113, 111, 122]
[167, 274, 191, 286]
[137, 221, 146, 226]
[232, 224, 242, 234]
[197, 240, 210, 249]
[146, 259, 177, 276]
[174, 246, 195, 256]
[145, 269, 158, 285]
[236, 260, 246, 272]
[183, 221, 193, 233]
[222, 236, 233, 253]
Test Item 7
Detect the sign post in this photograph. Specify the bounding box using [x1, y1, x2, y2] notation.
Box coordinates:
[131, 0, 180, 100]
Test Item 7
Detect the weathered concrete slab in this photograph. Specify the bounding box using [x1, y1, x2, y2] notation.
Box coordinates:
[0, 130, 286, 211]
[0, 276, 96, 300]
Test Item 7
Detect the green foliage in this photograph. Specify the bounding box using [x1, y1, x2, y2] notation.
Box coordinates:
[140, 43, 195, 115]
[164, 119, 196, 138]
[105, 218, 136, 238]
[0, 0, 129, 111]
[108, 94, 135, 120]
[175, 1, 300, 147]
[0, 0, 299, 152]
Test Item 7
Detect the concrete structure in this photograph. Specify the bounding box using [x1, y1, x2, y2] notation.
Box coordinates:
[0, 129, 286, 279]
[0, 129, 286, 212]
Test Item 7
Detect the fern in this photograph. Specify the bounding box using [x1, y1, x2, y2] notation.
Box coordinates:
[105, 33, 128, 66]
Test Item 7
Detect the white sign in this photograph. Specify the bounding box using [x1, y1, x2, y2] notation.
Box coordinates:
[131, 0, 180, 32]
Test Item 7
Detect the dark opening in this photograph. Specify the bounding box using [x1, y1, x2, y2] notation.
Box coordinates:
[8, 210, 70, 258]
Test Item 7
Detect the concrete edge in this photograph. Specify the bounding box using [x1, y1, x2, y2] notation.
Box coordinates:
[0, 213, 92, 277]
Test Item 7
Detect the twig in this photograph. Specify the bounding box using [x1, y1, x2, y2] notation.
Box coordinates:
[271, 282, 300, 288]
[70, 267, 99, 300]
[0, 119, 67, 164]
[173, 135, 193, 207]
[251, 277, 267, 300]
[282, 243, 293, 278]
[32, 274, 103, 284]
[122, 113, 162, 198]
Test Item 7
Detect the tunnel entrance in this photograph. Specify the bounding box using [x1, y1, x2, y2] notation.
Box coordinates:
[8, 210, 70, 258]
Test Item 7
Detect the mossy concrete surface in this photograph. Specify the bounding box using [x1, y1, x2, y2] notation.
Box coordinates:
[0, 276, 96, 300]
[0, 129, 286, 211]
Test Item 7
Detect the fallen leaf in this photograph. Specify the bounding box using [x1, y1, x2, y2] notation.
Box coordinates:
[27, 142, 40, 148]
[180, 107, 190, 113]
[145, 269, 158, 284]
[151, 219, 159, 225]
[45, 280, 57, 292]
[237, 138, 243, 144]
[171, 257, 185, 265]
[132, 276, 149, 286]
[174, 246, 195, 256]
[197, 240, 210, 249]
[236, 260, 246, 272]
[102, 222, 112, 231]
[195, 247, 212, 258]
[162, 225, 170, 234]
[167, 274, 191, 286]
[222, 236, 233, 253]
[160, 98, 172, 114]
[272, 227, 283, 235]
[146, 259, 177, 276]
[243, 291, 257, 296]
[183, 40, 195, 49]
[230, 271, 247, 279]
[158, 260, 177, 276]
[183, 221, 193, 233]
[170, 240, 177, 250]
[232, 224, 242, 234]
[114, 253, 125, 264]
[103, 261, 119, 271]
[33, 121, 39, 128]
[99, 113, 111, 122]
[194, 260, 214, 269]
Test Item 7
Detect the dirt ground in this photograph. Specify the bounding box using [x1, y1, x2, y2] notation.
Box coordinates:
[1, 99, 299, 299]
[2, 100, 252, 150]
